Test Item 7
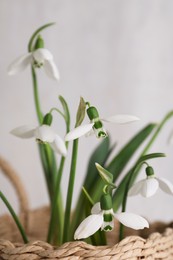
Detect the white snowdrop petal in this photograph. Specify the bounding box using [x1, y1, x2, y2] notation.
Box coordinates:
[157, 177, 173, 195]
[44, 60, 60, 80]
[128, 180, 145, 196]
[85, 129, 94, 137]
[141, 178, 159, 198]
[10, 125, 36, 138]
[102, 115, 140, 124]
[65, 123, 94, 141]
[114, 212, 149, 230]
[33, 48, 53, 62]
[35, 125, 55, 142]
[91, 202, 101, 214]
[8, 53, 32, 75]
[74, 214, 103, 240]
[50, 135, 67, 156]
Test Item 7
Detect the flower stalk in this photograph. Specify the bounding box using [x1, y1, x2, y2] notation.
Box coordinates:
[63, 139, 79, 243]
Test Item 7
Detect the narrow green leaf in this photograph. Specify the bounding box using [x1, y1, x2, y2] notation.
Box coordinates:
[83, 137, 111, 190]
[0, 191, 28, 243]
[107, 123, 156, 181]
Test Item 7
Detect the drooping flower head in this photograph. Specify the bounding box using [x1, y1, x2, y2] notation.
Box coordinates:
[65, 102, 139, 141]
[11, 113, 67, 157]
[129, 165, 173, 198]
[8, 35, 59, 80]
[74, 163, 149, 240]
[74, 193, 149, 240]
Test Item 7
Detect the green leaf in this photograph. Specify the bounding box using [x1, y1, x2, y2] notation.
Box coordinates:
[28, 22, 55, 52]
[75, 97, 86, 127]
[0, 191, 28, 243]
[107, 123, 156, 181]
[113, 153, 166, 211]
[83, 137, 111, 190]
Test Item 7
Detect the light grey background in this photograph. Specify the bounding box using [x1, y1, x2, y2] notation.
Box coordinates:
[1, 0, 173, 223]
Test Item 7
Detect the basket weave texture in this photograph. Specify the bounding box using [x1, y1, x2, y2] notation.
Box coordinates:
[0, 156, 173, 259]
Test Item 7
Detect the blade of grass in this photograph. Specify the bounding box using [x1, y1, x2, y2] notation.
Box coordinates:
[0, 191, 29, 243]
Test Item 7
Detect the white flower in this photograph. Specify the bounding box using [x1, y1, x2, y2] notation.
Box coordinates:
[7, 48, 60, 80]
[65, 114, 139, 141]
[128, 176, 173, 198]
[74, 202, 149, 240]
[10, 124, 67, 156]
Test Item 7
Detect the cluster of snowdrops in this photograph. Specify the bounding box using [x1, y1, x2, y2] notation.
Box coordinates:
[3, 23, 173, 246]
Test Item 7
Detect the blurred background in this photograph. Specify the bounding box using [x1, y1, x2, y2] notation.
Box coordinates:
[1, 0, 173, 223]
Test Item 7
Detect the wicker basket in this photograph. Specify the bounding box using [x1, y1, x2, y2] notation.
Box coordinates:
[0, 156, 173, 259]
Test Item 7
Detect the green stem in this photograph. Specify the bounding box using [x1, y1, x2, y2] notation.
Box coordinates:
[0, 191, 28, 243]
[118, 163, 141, 241]
[31, 66, 58, 202]
[47, 113, 70, 245]
[63, 139, 79, 243]
[31, 67, 43, 124]
[142, 111, 173, 154]
[42, 144, 56, 200]
[47, 157, 65, 244]
[49, 107, 66, 120]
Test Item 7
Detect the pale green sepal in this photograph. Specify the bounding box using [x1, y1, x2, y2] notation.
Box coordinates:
[95, 163, 116, 188]
[75, 97, 86, 127]
[59, 95, 70, 130]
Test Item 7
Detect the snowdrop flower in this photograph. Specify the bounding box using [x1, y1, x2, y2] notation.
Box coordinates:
[11, 124, 67, 156]
[74, 193, 149, 240]
[65, 105, 139, 141]
[7, 35, 59, 80]
[129, 166, 173, 198]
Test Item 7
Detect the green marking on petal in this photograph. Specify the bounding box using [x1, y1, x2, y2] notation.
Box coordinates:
[103, 225, 113, 231]
[94, 121, 103, 129]
[103, 213, 113, 222]
[98, 131, 107, 138]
